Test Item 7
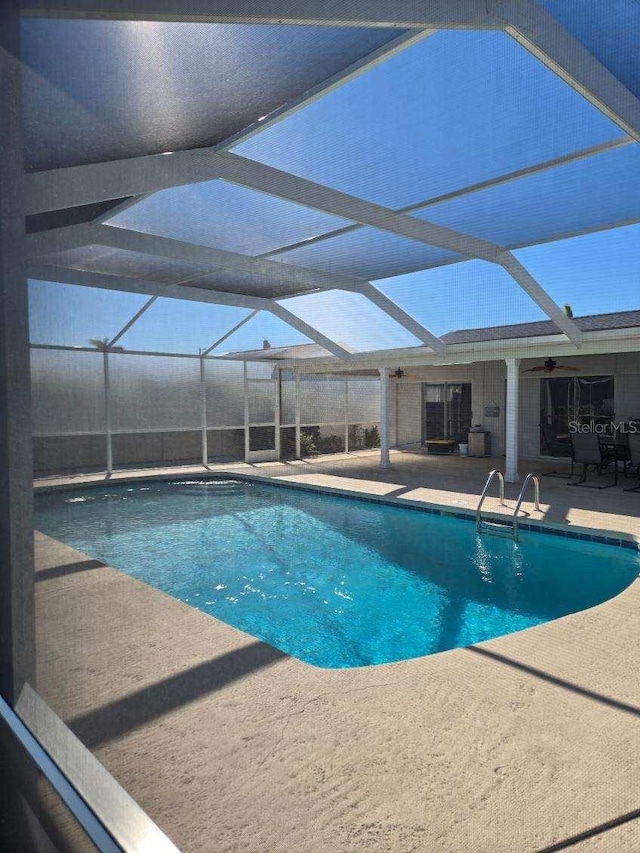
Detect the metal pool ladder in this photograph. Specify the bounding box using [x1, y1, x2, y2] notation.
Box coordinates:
[476, 471, 541, 541]
[476, 470, 508, 536]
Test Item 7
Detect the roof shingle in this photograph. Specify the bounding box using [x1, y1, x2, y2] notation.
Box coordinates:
[441, 309, 640, 345]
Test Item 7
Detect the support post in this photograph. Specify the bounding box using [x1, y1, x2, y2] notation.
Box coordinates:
[243, 362, 250, 463]
[103, 350, 113, 475]
[395, 378, 399, 447]
[0, 0, 34, 701]
[344, 377, 349, 453]
[274, 367, 281, 461]
[295, 371, 301, 459]
[505, 358, 520, 483]
[200, 355, 208, 467]
[379, 368, 390, 469]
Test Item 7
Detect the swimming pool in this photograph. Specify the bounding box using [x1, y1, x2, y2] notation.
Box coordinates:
[35, 478, 639, 668]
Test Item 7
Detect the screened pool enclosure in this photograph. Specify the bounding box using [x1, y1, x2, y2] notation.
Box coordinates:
[30, 324, 382, 474]
[3, 2, 640, 849]
[20, 3, 640, 483]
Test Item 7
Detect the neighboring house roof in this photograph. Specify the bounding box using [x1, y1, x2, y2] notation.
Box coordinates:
[221, 342, 355, 360]
[440, 309, 640, 345]
[223, 310, 640, 361]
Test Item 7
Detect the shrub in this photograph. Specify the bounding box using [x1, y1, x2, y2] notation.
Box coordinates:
[299, 431, 317, 457]
[318, 434, 344, 454]
[348, 424, 364, 450]
[364, 425, 380, 448]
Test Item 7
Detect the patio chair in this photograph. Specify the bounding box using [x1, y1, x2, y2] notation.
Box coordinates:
[567, 432, 618, 489]
[623, 433, 640, 493]
[539, 423, 573, 478]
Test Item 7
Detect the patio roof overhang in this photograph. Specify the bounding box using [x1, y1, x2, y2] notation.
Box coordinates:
[263, 322, 640, 375]
[17, 0, 640, 360]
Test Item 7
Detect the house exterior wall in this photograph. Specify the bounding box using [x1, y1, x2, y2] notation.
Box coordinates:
[392, 351, 640, 460]
[612, 352, 640, 420]
[472, 361, 506, 455]
[518, 379, 540, 459]
[391, 362, 507, 453]
[394, 382, 422, 445]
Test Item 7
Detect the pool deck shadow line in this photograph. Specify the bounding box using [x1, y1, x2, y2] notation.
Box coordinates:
[468, 646, 640, 718]
[69, 641, 288, 749]
[35, 558, 106, 582]
[535, 807, 640, 853]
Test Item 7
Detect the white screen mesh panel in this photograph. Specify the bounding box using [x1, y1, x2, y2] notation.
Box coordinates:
[236, 29, 621, 208]
[29, 280, 150, 348]
[45, 245, 209, 283]
[278, 290, 421, 352]
[117, 300, 252, 355]
[300, 376, 346, 424]
[110, 355, 201, 432]
[31, 348, 106, 435]
[281, 376, 296, 425]
[246, 361, 276, 379]
[109, 179, 350, 256]
[273, 227, 459, 280]
[347, 377, 381, 422]
[205, 360, 245, 428]
[247, 381, 276, 424]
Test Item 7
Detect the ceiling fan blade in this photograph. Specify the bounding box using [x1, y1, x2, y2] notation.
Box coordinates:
[523, 364, 580, 373]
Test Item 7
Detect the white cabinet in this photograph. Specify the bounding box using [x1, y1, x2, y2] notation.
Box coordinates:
[468, 431, 491, 457]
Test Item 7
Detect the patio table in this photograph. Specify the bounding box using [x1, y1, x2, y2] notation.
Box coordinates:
[598, 437, 630, 475]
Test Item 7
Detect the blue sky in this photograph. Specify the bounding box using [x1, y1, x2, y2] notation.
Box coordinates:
[29, 27, 640, 353]
[29, 220, 640, 352]
[235, 29, 623, 208]
[374, 221, 640, 337]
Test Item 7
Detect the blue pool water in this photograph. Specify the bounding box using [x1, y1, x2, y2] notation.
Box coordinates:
[35, 479, 639, 668]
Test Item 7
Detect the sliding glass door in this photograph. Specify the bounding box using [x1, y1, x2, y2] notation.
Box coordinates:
[540, 375, 614, 455]
[422, 383, 472, 442]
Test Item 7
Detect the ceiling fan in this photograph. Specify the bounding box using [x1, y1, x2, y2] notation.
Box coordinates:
[524, 357, 580, 373]
[390, 367, 424, 380]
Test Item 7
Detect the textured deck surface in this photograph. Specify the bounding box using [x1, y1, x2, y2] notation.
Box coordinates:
[35, 450, 640, 852]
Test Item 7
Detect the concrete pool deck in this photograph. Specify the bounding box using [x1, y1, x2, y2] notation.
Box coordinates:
[34, 450, 640, 852]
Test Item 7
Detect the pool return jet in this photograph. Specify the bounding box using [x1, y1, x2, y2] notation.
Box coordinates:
[476, 471, 541, 542]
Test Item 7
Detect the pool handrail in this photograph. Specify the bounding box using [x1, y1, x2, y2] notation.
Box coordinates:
[476, 470, 506, 529]
[513, 473, 541, 541]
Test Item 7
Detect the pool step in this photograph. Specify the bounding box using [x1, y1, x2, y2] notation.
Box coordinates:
[477, 518, 514, 537]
